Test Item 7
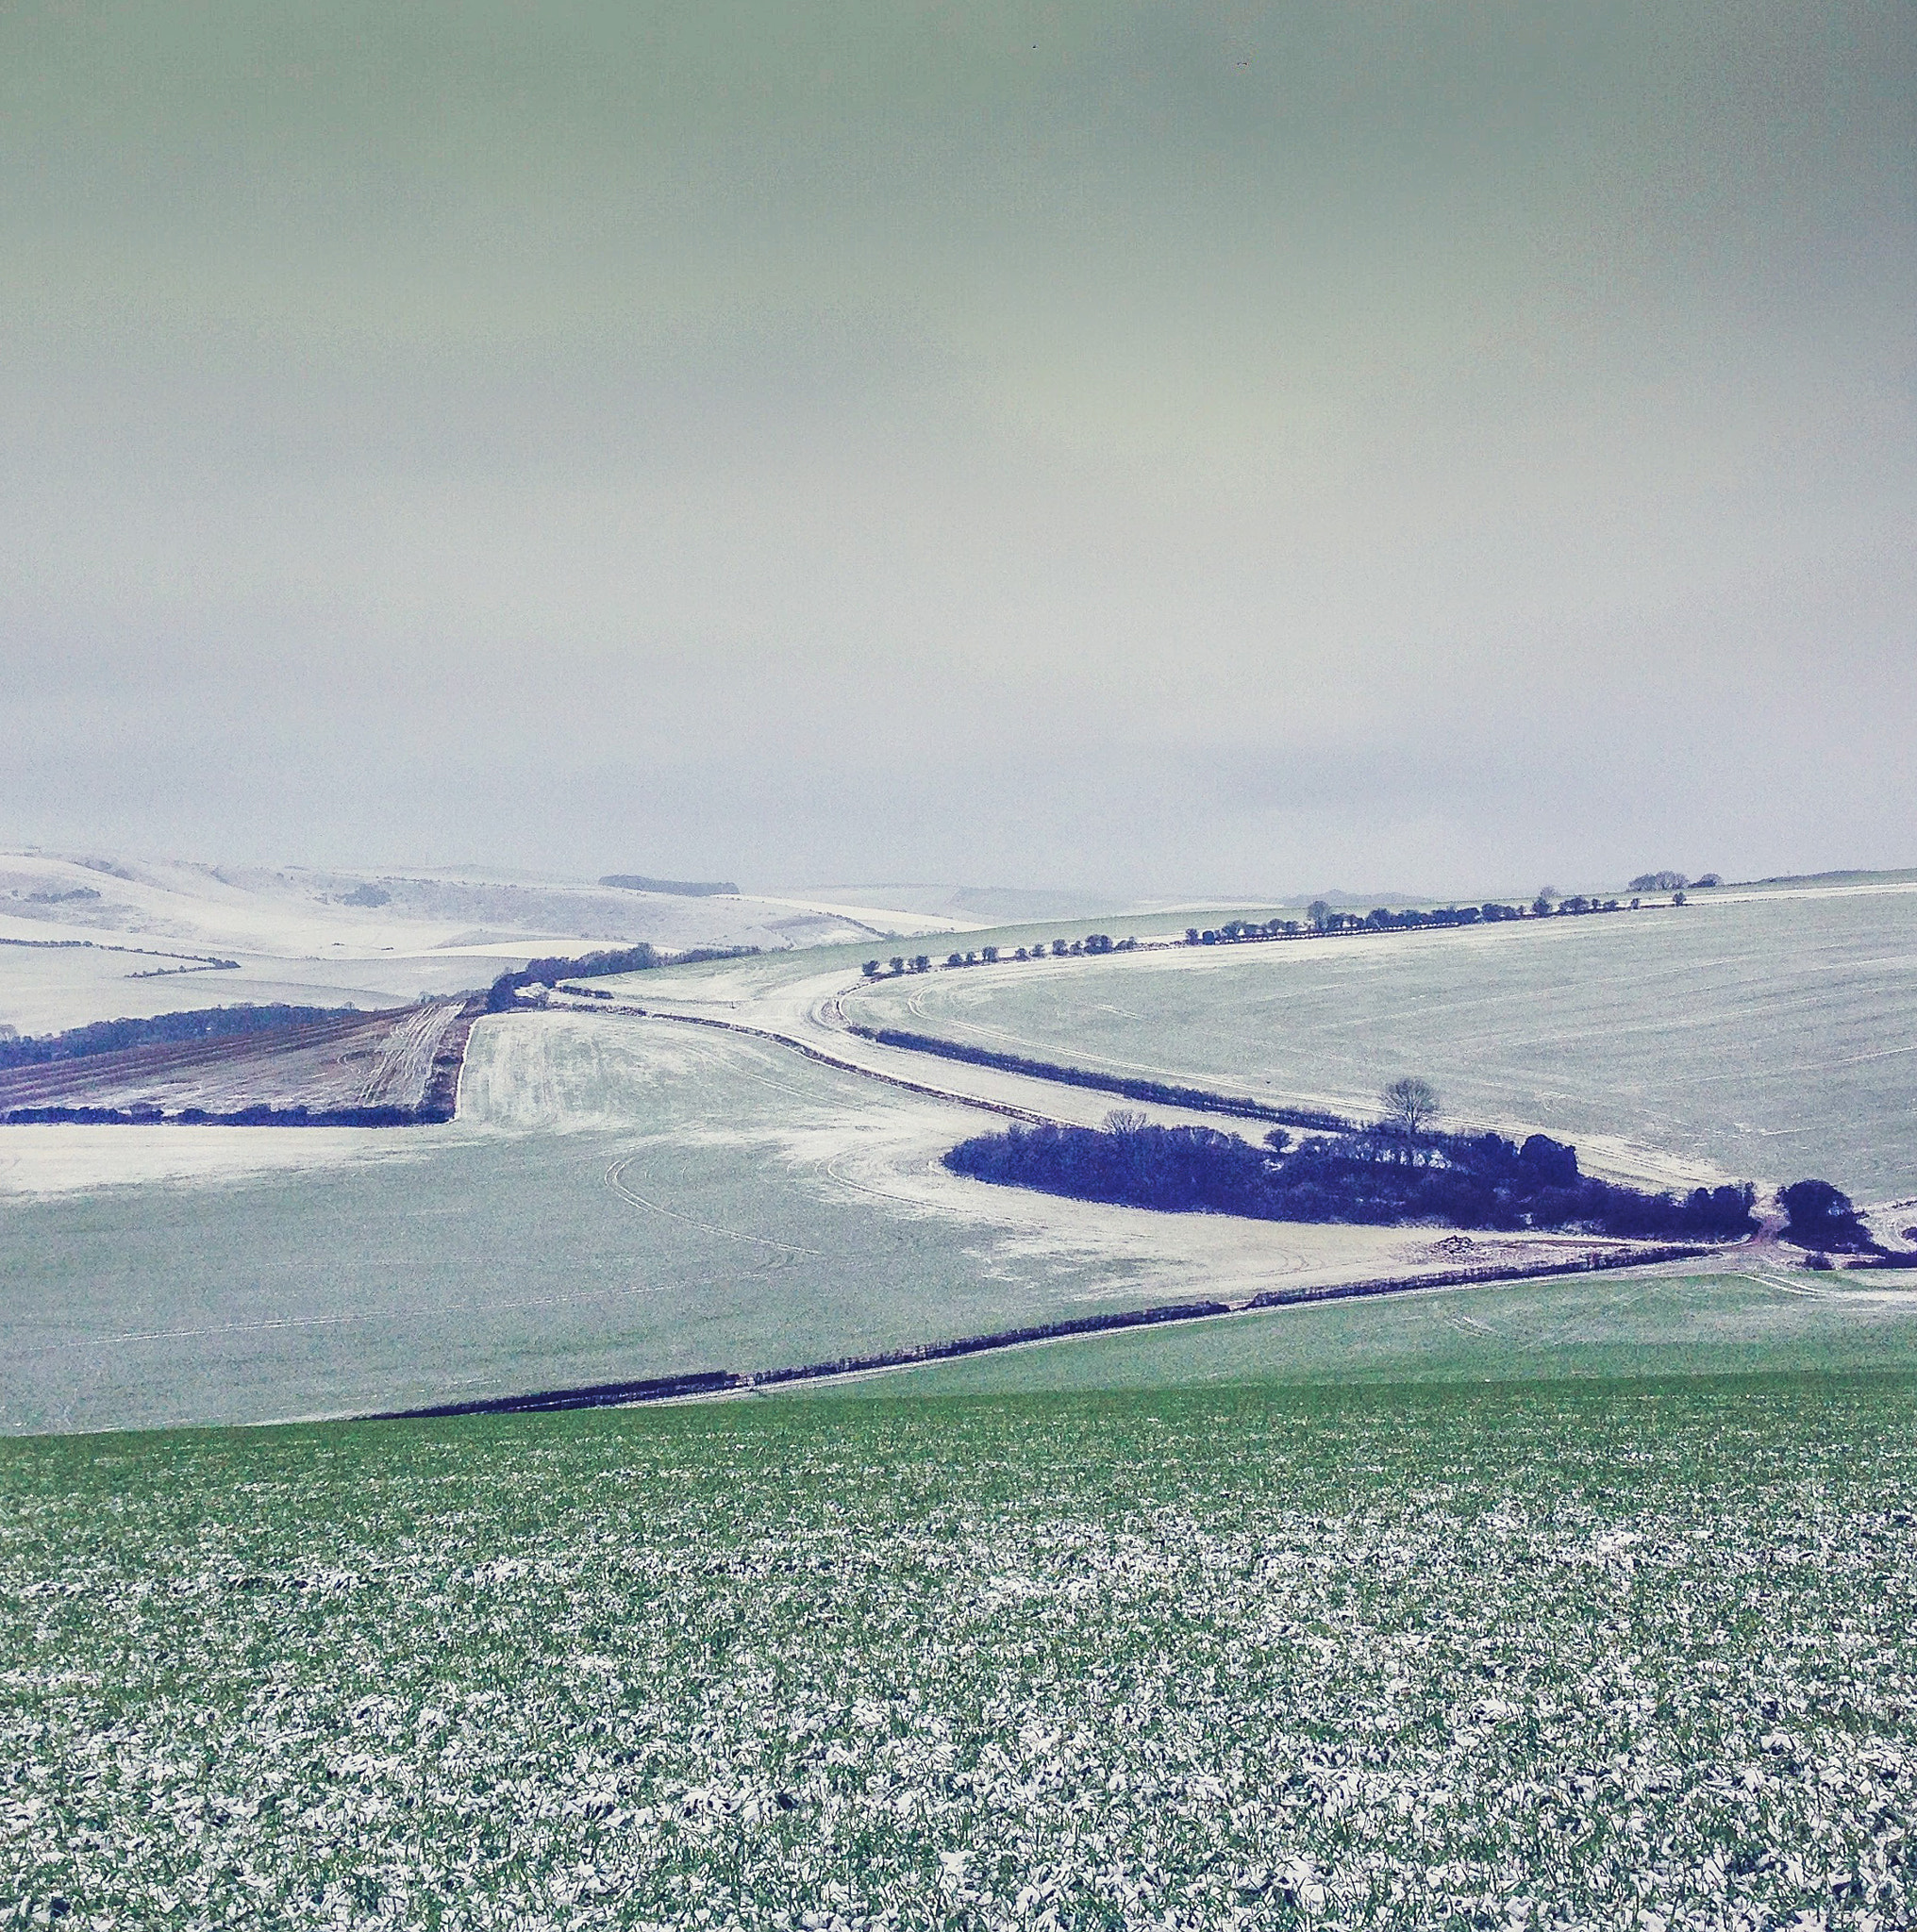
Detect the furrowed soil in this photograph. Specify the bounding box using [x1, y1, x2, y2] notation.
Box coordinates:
[4, 1373, 1914, 1928]
[0, 1003, 469, 1118]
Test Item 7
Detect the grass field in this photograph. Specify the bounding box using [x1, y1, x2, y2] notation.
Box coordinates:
[845, 1265, 1917, 1397]
[15, 1008, 1615, 1435]
[851, 887, 1917, 1199]
[4, 1372, 1914, 1928]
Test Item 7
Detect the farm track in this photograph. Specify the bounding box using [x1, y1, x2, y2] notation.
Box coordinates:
[605, 1155, 821, 1257]
[579, 1001, 1064, 1127]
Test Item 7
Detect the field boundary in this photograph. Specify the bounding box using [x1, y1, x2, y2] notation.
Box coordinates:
[363, 1241, 1718, 1420]
[589, 1005, 1062, 1124]
[842, 1024, 1354, 1130]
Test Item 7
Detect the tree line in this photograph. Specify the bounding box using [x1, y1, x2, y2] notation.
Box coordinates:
[864, 935, 1137, 976]
[943, 1111, 1760, 1241]
[859, 886, 1717, 981]
[0, 1004, 356, 1071]
[485, 942, 758, 1011]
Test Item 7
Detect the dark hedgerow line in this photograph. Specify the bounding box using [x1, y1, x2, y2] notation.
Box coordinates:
[845, 1024, 1352, 1131]
[363, 1245, 1712, 1420]
[0, 1102, 441, 1127]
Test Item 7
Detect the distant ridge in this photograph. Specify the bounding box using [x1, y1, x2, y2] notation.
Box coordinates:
[599, 874, 739, 897]
[1739, 867, 1917, 889]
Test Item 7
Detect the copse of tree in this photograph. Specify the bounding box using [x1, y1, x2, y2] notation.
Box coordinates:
[1777, 1178, 1873, 1252]
[1629, 871, 1690, 893]
[944, 1117, 1758, 1241]
[599, 874, 740, 897]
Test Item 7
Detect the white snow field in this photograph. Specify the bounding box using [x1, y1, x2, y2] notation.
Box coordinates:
[848, 882, 1917, 1203]
[0, 848, 972, 1035]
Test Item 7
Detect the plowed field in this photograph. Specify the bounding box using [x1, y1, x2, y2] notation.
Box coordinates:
[0, 1002, 472, 1120]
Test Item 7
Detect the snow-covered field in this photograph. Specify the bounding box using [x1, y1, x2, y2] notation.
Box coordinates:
[0, 849, 969, 1035]
[1, 1011, 1474, 1432]
[850, 883, 1917, 1203]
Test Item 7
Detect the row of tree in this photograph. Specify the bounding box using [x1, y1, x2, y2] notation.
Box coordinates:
[862, 889, 1715, 981]
[863, 934, 1139, 977]
[485, 942, 758, 1011]
[0, 1004, 355, 1071]
[1180, 891, 1698, 944]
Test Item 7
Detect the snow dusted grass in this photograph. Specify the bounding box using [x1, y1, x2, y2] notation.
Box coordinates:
[6, 1374, 1916, 1928]
[851, 886, 1917, 1200]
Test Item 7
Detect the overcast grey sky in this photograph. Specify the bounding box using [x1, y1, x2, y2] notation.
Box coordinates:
[4, 2, 1911, 896]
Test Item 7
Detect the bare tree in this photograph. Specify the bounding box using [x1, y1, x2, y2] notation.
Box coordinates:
[1380, 1076, 1439, 1136]
[1104, 1108, 1148, 1136]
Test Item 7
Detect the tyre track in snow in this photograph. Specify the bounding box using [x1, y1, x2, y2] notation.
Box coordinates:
[604, 1155, 820, 1257]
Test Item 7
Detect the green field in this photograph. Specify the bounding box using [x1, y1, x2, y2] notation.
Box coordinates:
[848, 1265, 1917, 1398]
[5, 1372, 1914, 1927]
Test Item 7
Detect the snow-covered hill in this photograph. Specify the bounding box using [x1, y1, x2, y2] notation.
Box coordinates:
[0, 850, 974, 1034]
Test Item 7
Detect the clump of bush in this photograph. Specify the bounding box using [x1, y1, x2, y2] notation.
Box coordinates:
[1776, 1178, 1875, 1253]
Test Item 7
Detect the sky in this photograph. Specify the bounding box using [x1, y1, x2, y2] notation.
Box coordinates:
[4, 2, 1912, 899]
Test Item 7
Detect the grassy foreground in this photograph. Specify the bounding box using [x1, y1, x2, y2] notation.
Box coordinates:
[4, 1375, 1915, 1929]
